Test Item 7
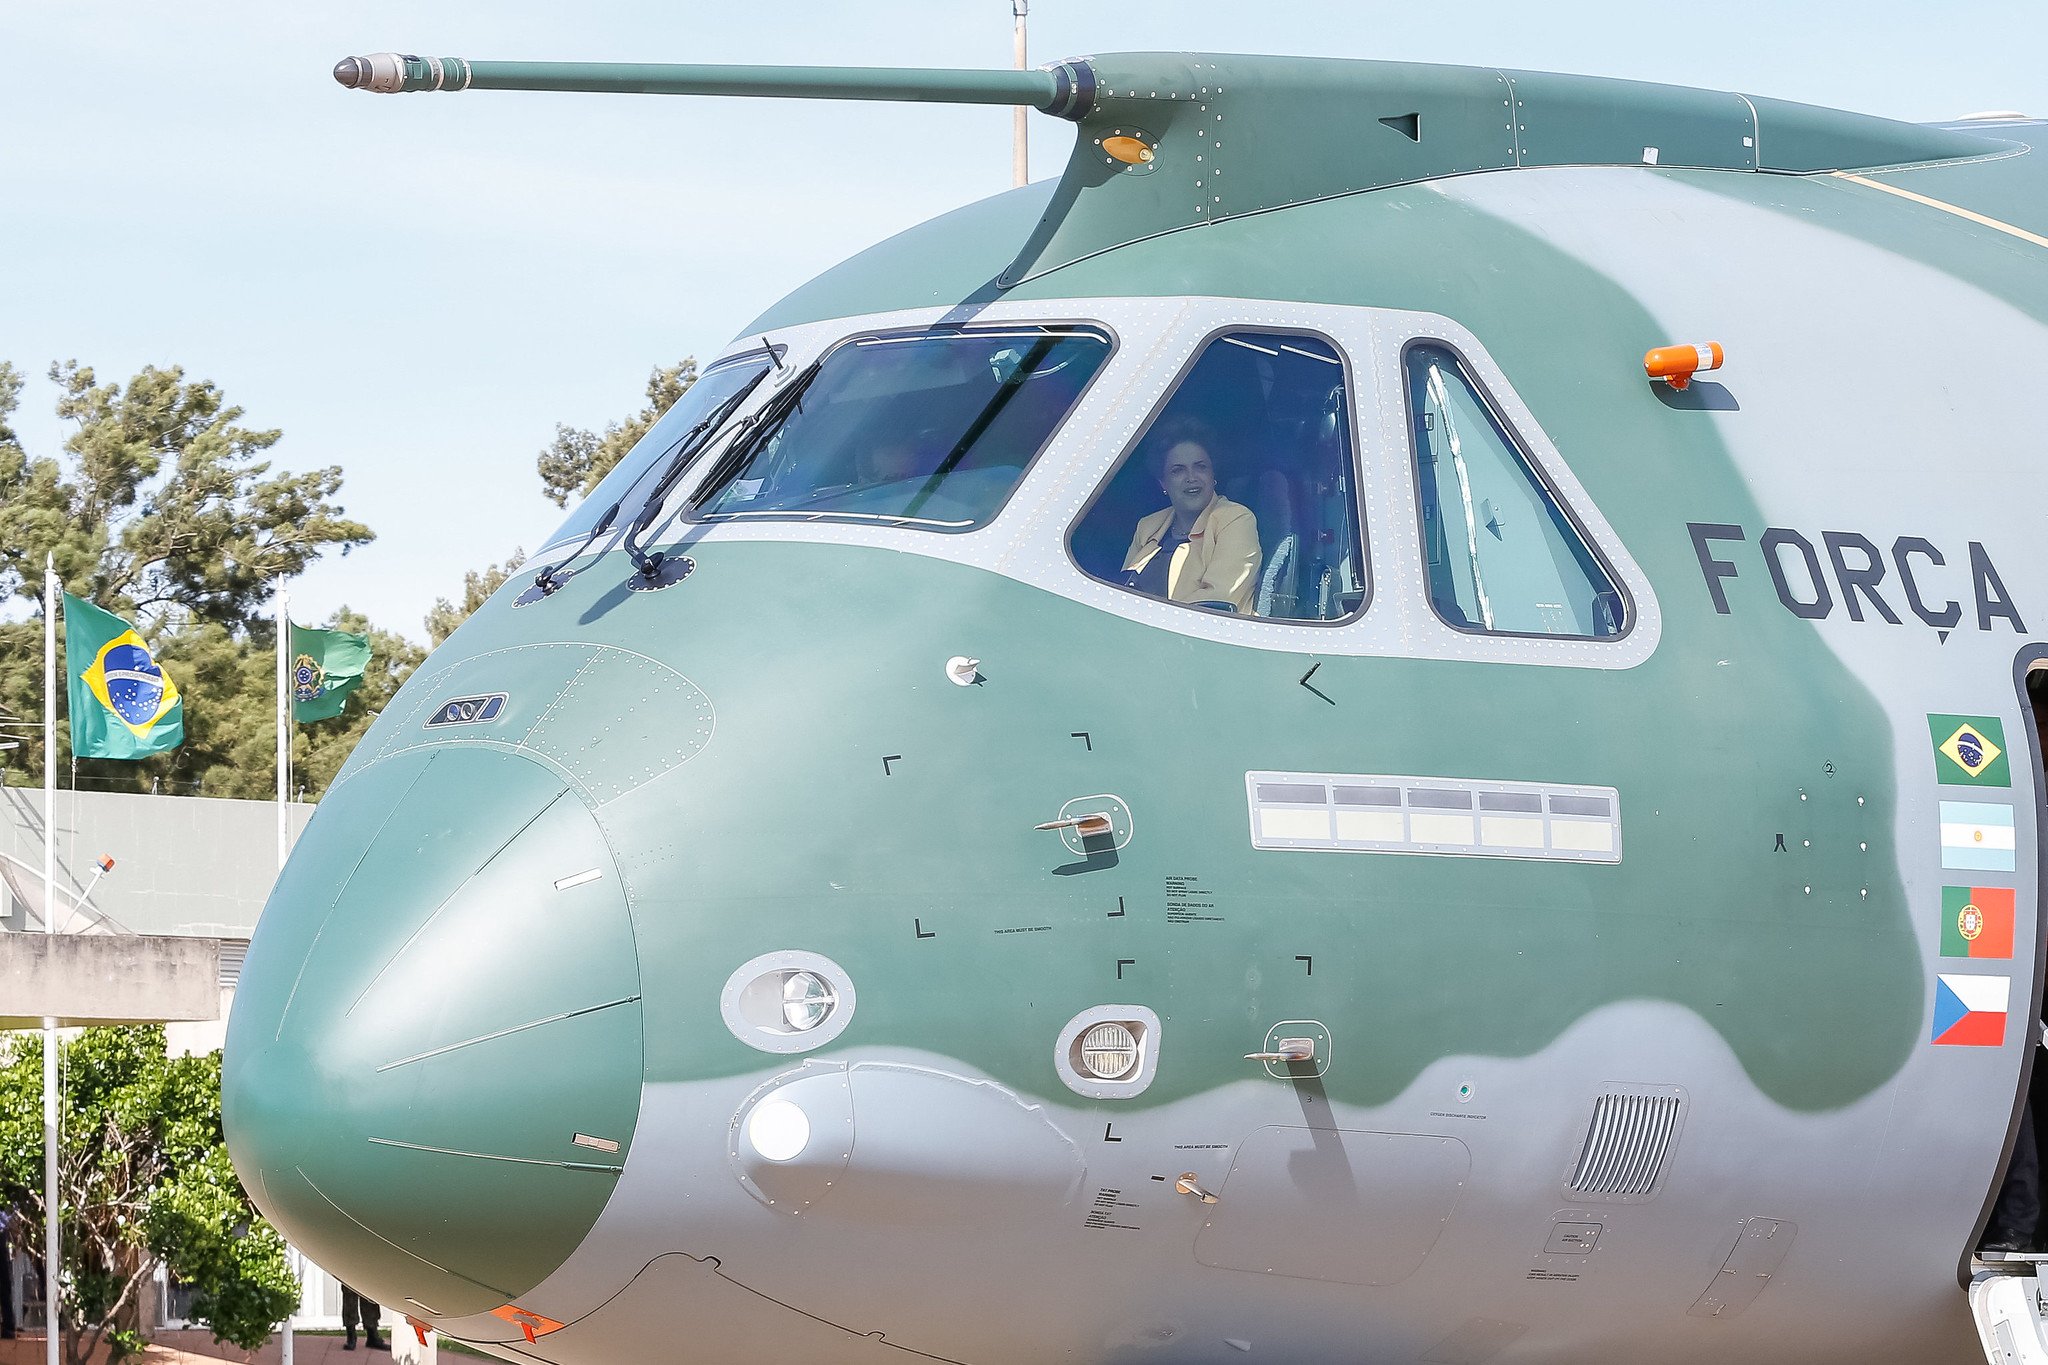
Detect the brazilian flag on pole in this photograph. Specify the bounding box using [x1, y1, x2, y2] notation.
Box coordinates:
[291, 622, 371, 722]
[64, 592, 184, 758]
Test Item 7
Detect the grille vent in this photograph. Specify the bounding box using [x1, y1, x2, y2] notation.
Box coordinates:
[218, 939, 250, 989]
[1566, 1091, 1684, 1200]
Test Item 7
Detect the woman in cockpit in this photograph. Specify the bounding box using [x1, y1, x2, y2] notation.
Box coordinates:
[1121, 424, 1261, 614]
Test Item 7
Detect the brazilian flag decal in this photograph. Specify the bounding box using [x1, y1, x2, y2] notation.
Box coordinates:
[1928, 714, 2010, 787]
[64, 592, 184, 759]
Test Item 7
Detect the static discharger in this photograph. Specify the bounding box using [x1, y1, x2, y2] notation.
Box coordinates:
[491, 1305, 566, 1344]
[1644, 341, 1725, 390]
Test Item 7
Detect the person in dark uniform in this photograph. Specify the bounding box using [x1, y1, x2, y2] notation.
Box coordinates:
[0, 1204, 17, 1339]
[1985, 1099, 2040, 1253]
[341, 1282, 386, 1351]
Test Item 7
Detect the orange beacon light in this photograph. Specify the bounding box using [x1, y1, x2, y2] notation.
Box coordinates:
[1644, 341, 1724, 390]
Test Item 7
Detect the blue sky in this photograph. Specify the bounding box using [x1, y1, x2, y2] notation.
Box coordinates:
[5, 1, 2044, 639]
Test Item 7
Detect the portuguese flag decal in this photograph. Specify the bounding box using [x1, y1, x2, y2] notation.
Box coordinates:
[1940, 885, 2016, 960]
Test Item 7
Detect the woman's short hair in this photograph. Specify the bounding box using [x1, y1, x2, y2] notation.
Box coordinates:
[1147, 417, 1221, 480]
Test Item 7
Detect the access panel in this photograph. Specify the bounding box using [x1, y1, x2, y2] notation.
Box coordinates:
[1194, 1126, 1468, 1286]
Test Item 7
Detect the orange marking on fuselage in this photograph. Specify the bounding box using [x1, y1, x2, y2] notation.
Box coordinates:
[491, 1304, 566, 1343]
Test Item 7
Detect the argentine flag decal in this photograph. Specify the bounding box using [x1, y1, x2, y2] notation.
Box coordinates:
[1940, 801, 2017, 872]
[1932, 973, 2010, 1047]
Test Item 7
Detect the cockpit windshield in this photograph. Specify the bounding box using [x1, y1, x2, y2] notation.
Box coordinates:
[539, 350, 776, 553]
[688, 325, 1113, 532]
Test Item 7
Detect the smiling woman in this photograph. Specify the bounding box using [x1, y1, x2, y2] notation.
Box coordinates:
[1069, 329, 1367, 621]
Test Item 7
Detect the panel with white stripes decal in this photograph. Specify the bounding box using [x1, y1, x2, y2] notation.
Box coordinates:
[1245, 772, 1621, 863]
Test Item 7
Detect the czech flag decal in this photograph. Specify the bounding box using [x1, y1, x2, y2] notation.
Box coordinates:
[1932, 973, 2010, 1047]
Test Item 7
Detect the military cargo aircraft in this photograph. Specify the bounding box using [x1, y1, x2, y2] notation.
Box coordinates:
[223, 46, 2048, 1365]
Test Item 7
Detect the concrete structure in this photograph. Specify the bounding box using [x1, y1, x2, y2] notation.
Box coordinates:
[0, 933, 222, 1027]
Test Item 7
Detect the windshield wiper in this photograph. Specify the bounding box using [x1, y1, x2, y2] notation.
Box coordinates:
[529, 499, 622, 597]
[670, 360, 821, 521]
[525, 369, 771, 598]
[622, 370, 772, 573]
[902, 335, 1055, 520]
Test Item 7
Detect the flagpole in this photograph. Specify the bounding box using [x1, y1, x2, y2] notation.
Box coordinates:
[273, 577, 299, 1365]
[276, 578, 288, 868]
[42, 558, 60, 1365]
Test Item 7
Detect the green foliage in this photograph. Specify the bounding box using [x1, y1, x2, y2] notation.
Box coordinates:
[0, 361, 409, 799]
[0, 352, 662, 799]
[537, 359, 696, 506]
[0, 361, 372, 626]
[144, 1148, 298, 1350]
[0, 1028, 297, 1364]
[425, 549, 528, 646]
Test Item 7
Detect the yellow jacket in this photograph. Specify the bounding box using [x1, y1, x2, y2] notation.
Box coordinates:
[1121, 495, 1262, 615]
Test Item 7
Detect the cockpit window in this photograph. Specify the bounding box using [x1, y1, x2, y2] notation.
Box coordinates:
[1068, 330, 1368, 622]
[689, 325, 1113, 532]
[1405, 343, 1626, 639]
[540, 351, 775, 553]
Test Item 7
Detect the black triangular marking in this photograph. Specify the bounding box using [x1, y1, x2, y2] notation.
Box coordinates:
[1379, 112, 1421, 142]
[1938, 629, 1951, 643]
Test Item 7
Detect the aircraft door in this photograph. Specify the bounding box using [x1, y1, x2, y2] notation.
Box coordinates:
[1974, 659, 2048, 1264]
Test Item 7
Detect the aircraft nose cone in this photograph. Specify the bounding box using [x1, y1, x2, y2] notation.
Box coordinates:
[224, 748, 642, 1318]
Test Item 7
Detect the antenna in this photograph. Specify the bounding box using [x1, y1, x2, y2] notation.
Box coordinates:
[1011, 0, 1030, 188]
[330, 54, 1093, 119]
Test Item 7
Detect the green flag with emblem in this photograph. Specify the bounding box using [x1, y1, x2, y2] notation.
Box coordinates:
[64, 592, 185, 758]
[291, 622, 371, 723]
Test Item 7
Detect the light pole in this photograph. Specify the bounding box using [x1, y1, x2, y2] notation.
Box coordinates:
[1011, 0, 1029, 187]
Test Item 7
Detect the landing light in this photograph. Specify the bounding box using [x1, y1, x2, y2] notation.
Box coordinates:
[782, 970, 837, 1032]
[746, 1098, 811, 1163]
[1644, 341, 1724, 390]
[1054, 1006, 1160, 1097]
[1078, 1022, 1140, 1079]
[721, 951, 858, 1053]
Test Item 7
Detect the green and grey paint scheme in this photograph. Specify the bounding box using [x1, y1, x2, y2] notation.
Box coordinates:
[223, 50, 2048, 1365]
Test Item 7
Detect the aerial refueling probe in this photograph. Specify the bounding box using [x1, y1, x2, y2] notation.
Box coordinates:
[331, 53, 1097, 120]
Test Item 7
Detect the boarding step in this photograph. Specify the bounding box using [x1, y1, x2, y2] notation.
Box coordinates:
[1980, 1252, 2048, 1270]
[1972, 1267, 2048, 1363]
